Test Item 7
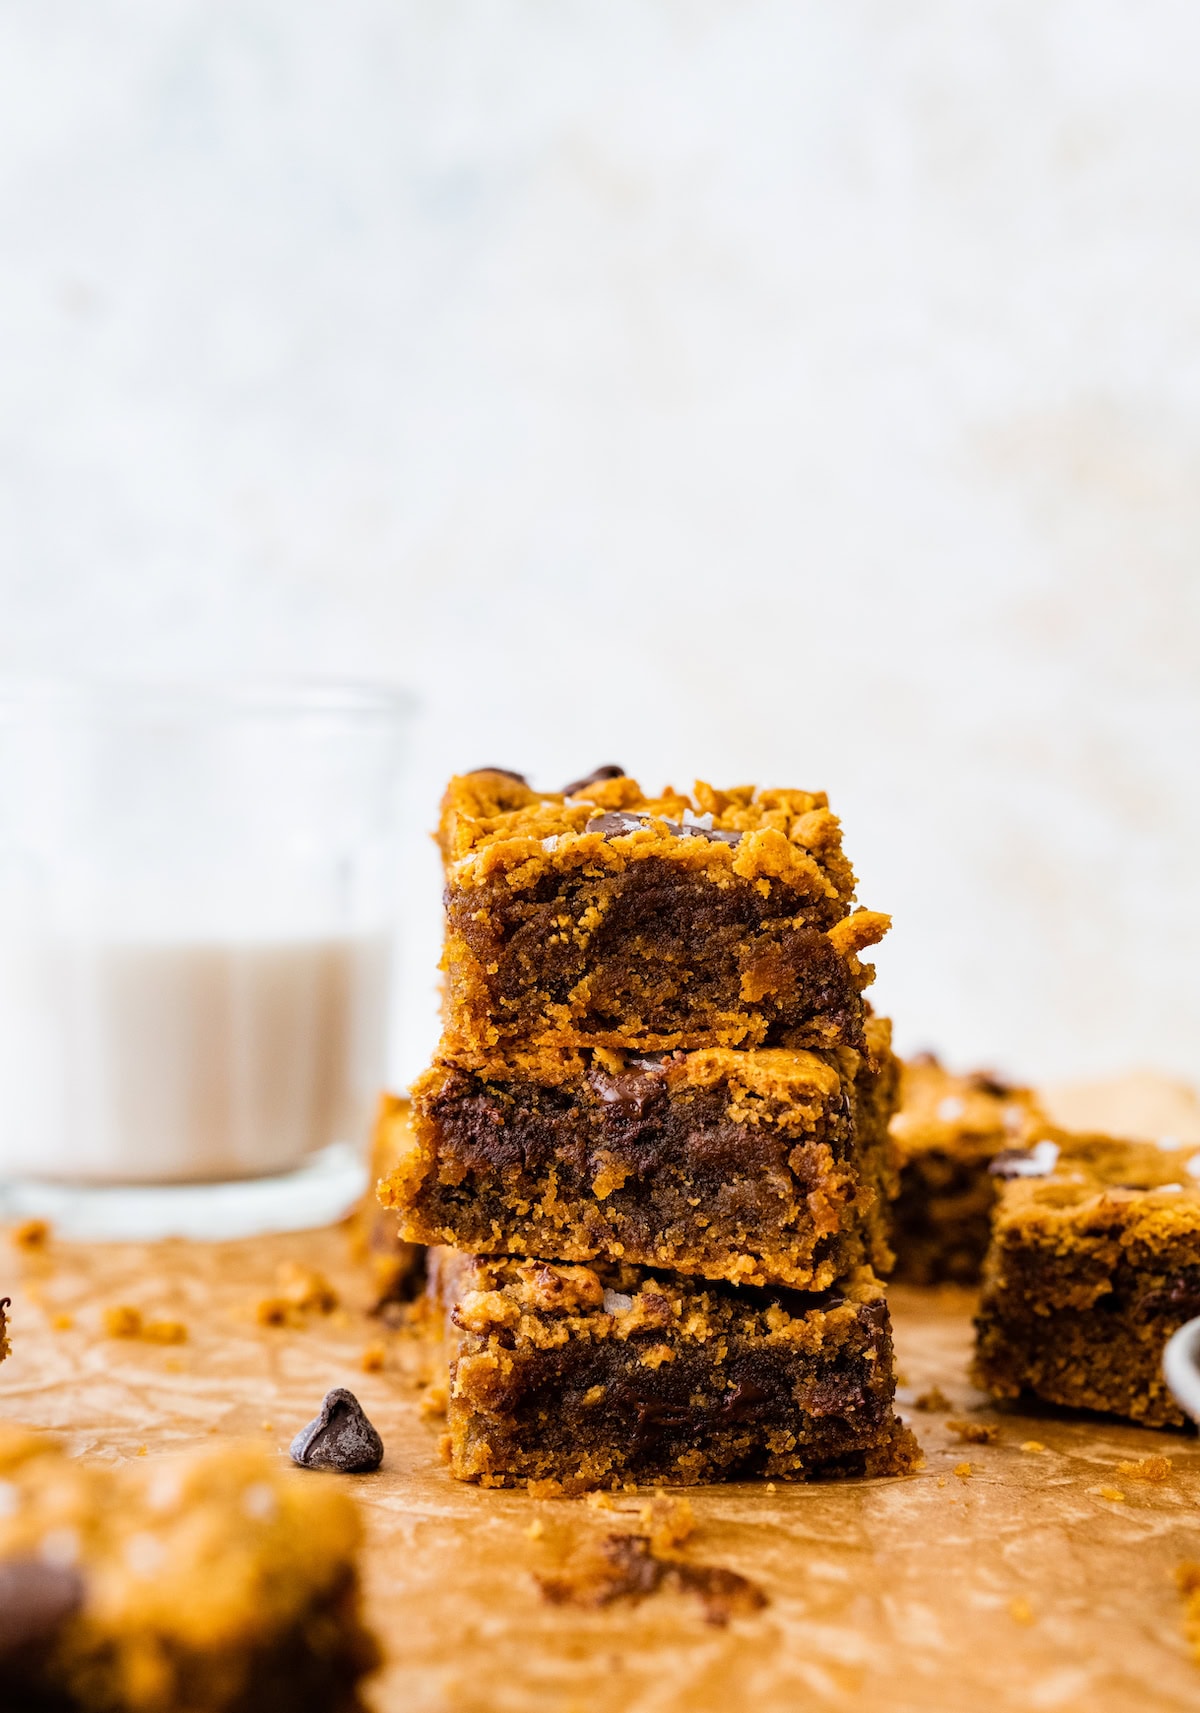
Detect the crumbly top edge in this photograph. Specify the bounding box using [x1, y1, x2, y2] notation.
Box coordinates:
[889, 1054, 1045, 1161]
[431, 1247, 886, 1348]
[994, 1129, 1200, 1224]
[0, 1431, 362, 1647]
[438, 770, 861, 900]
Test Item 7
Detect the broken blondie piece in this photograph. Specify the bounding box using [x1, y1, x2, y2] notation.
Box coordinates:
[438, 770, 889, 1065]
[382, 1017, 898, 1291]
[888, 1054, 1046, 1283]
[429, 1248, 919, 1492]
[973, 1133, 1200, 1426]
[0, 1424, 378, 1711]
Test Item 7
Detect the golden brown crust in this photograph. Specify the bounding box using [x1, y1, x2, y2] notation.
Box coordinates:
[436, 772, 887, 1063]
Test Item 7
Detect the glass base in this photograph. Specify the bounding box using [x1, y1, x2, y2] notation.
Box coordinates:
[0, 1142, 367, 1241]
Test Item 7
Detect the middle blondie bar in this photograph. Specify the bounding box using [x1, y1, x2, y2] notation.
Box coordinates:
[381, 1016, 898, 1291]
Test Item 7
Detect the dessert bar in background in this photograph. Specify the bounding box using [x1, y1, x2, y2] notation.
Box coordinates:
[0, 1425, 378, 1712]
[384, 1017, 897, 1290]
[438, 770, 889, 1065]
[888, 1054, 1046, 1284]
[352, 1094, 425, 1313]
[973, 1133, 1200, 1427]
[430, 1249, 918, 1492]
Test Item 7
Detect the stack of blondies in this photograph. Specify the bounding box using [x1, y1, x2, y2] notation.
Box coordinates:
[380, 767, 920, 1491]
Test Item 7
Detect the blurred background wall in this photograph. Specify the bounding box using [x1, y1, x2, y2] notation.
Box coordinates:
[1, 1, 1198, 1091]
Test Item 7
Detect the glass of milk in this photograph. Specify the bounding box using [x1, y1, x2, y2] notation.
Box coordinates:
[0, 679, 412, 1238]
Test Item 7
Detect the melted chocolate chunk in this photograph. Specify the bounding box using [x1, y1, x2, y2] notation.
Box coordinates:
[465, 767, 528, 784]
[585, 811, 651, 836]
[290, 1388, 384, 1474]
[625, 1397, 695, 1452]
[0, 1561, 85, 1655]
[588, 1063, 668, 1117]
[562, 765, 626, 796]
[1137, 1275, 1200, 1318]
[584, 810, 742, 846]
[717, 1379, 771, 1424]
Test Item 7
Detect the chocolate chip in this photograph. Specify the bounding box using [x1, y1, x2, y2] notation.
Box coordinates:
[0, 1561, 84, 1655]
[290, 1388, 384, 1473]
[586, 811, 651, 836]
[465, 767, 528, 784]
[588, 1063, 668, 1117]
[562, 765, 626, 796]
[585, 810, 741, 845]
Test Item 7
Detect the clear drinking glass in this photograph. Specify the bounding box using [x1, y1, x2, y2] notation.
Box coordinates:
[0, 679, 413, 1238]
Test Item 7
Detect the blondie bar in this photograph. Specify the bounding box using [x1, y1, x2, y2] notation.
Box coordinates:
[973, 1133, 1200, 1427]
[0, 1425, 377, 1711]
[429, 1249, 919, 1491]
[382, 1017, 898, 1291]
[439, 771, 889, 1065]
[888, 1054, 1046, 1283]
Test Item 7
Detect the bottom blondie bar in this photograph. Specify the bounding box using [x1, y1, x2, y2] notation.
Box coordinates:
[430, 1249, 919, 1492]
[0, 1425, 378, 1712]
[888, 1054, 1045, 1283]
[973, 1134, 1200, 1427]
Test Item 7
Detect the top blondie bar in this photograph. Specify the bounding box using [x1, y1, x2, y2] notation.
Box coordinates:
[438, 768, 889, 1066]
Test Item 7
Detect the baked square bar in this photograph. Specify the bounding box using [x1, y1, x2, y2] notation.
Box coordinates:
[973, 1133, 1200, 1427]
[429, 1249, 919, 1492]
[0, 1425, 378, 1711]
[438, 770, 889, 1065]
[888, 1054, 1046, 1284]
[383, 1017, 898, 1291]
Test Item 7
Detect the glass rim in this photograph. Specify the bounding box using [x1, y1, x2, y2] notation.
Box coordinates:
[0, 674, 417, 725]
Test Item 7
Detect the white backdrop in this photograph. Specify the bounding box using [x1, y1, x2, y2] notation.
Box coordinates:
[2, 2, 1198, 1091]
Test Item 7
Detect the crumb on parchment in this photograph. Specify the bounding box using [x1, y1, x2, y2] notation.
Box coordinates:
[1118, 1456, 1172, 1482]
[11, 1218, 50, 1250]
[913, 1387, 951, 1413]
[102, 1306, 187, 1344]
[946, 1420, 999, 1446]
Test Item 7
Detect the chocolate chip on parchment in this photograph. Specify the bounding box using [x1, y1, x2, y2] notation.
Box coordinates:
[0, 1561, 85, 1655]
[290, 1388, 384, 1474]
[562, 765, 626, 796]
